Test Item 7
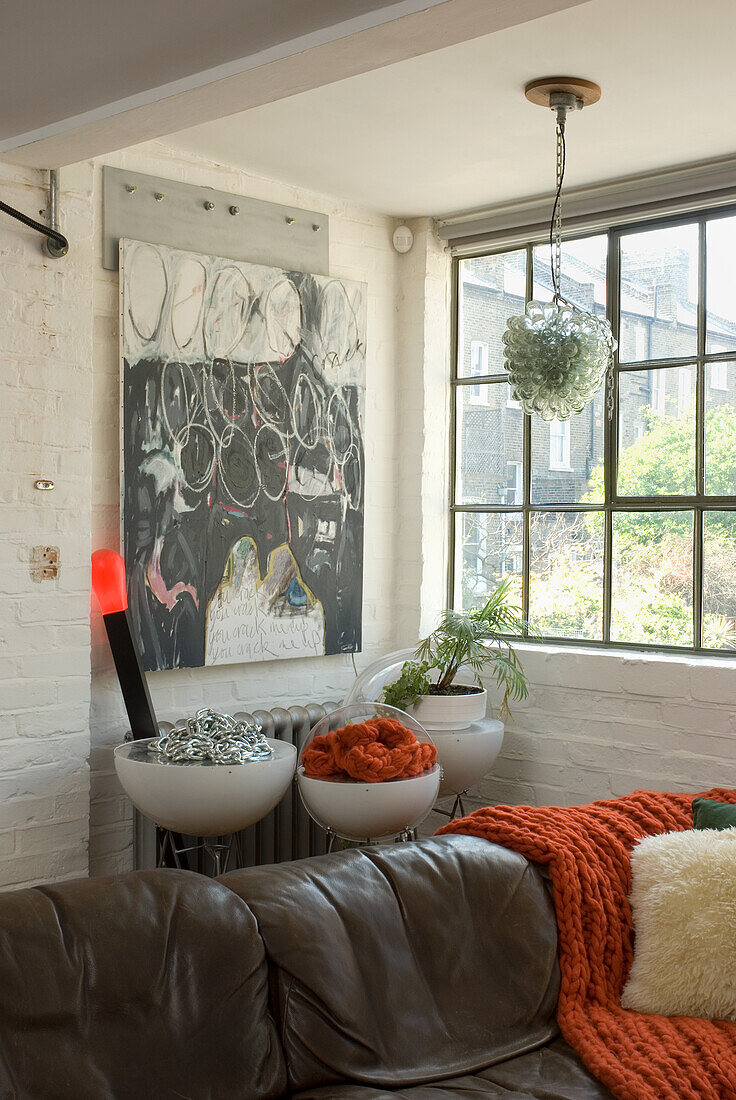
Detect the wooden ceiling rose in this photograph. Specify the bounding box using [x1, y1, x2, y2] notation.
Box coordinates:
[524, 77, 602, 109]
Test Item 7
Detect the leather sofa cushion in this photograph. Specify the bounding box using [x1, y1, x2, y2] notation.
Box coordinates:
[0, 869, 286, 1100]
[220, 835, 560, 1093]
[293, 1038, 615, 1098]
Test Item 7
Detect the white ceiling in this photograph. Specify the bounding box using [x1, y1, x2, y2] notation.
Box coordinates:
[167, 0, 736, 218]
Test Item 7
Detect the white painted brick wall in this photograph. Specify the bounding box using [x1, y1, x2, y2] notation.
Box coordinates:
[473, 645, 736, 809]
[394, 219, 451, 643]
[0, 160, 94, 889]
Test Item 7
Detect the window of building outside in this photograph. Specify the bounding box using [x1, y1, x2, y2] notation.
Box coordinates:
[549, 419, 570, 470]
[711, 356, 729, 390]
[505, 461, 523, 505]
[451, 209, 736, 653]
[651, 369, 666, 415]
[469, 340, 489, 404]
[678, 367, 693, 416]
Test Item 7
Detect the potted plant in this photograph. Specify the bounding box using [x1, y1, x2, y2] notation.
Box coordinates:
[382, 581, 529, 730]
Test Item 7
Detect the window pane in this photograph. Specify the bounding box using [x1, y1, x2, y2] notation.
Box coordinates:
[702, 511, 736, 649]
[531, 388, 605, 504]
[458, 250, 526, 377]
[529, 512, 603, 640]
[705, 361, 736, 495]
[611, 511, 693, 646]
[617, 366, 696, 496]
[455, 382, 524, 504]
[454, 512, 523, 612]
[707, 216, 736, 352]
[532, 235, 607, 313]
[619, 223, 698, 362]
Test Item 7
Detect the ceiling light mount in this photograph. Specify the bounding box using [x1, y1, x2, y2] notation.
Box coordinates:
[524, 76, 601, 110]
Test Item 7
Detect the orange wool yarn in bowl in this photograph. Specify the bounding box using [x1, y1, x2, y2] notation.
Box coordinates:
[297, 703, 441, 842]
[302, 717, 437, 783]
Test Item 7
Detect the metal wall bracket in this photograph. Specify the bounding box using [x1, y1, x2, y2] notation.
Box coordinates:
[0, 168, 69, 259]
[102, 166, 329, 273]
[43, 170, 68, 258]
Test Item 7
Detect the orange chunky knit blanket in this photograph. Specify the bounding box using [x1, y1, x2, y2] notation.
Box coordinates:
[438, 788, 736, 1100]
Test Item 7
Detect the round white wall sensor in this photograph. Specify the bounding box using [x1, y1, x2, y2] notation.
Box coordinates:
[392, 225, 413, 253]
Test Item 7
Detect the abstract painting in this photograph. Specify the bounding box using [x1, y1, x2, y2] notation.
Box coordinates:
[120, 239, 366, 671]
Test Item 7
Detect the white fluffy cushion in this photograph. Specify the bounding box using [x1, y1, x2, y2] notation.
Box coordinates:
[621, 828, 736, 1020]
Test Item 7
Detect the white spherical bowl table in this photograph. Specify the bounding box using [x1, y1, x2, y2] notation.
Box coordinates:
[114, 738, 296, 837]
[296, 701, 440, 844]
[431, 718, 504, 798]
[297, 763, 441, 843]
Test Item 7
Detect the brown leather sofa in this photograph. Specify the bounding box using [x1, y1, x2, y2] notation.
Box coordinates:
[0, 835, 613, 1099]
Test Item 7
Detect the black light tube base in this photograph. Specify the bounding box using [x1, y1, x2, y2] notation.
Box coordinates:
[103, 609, 159, 740]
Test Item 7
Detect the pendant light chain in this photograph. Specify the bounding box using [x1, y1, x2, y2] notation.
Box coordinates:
[550, 113, 566, 300]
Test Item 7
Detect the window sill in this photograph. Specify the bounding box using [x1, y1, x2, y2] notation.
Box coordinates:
[507, 637, 736, 669]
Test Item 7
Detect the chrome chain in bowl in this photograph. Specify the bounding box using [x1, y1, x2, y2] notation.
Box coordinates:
[148, 708, 273, 765]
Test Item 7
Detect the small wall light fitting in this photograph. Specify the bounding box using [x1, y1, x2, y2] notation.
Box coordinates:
[34, 478, 54, 490]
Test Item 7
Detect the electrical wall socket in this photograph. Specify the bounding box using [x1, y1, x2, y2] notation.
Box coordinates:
[30, 545, 60, 582]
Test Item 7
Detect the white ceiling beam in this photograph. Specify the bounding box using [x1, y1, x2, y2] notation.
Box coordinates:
[1, 0, 590, 169]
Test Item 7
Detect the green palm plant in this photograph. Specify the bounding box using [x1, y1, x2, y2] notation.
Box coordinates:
[382, 580, 529, 718]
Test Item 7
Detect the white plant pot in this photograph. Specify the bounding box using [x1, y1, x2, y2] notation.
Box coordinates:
[297, 764, 441, 842]
[432, 719, 504, 797]
[114, 738, 296, 836]
[409, 688, 487, 731]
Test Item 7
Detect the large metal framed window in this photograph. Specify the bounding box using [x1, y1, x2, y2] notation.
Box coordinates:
[450, 206, 736, 653]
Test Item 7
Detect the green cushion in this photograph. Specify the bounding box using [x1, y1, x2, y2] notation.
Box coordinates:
[692, 797, 736, 830]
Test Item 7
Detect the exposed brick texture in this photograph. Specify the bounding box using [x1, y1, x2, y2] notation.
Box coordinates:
[472, 645, 736, 810]
[0, 160, 94, 889]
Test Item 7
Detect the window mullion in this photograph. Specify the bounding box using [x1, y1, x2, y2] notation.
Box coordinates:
[693, 219, 707, 647]
[603, 229, 620, 642]
[447, 257, 460, 608]
[696, 219, 706, 496]
[521, 242, 534, 633]
[693, 507, 703, 650]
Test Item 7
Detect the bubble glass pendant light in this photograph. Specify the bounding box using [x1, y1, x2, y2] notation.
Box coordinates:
[503, 78, 616, 421]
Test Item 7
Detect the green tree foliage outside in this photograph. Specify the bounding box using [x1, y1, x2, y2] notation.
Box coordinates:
[463, 407, 736, 649]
